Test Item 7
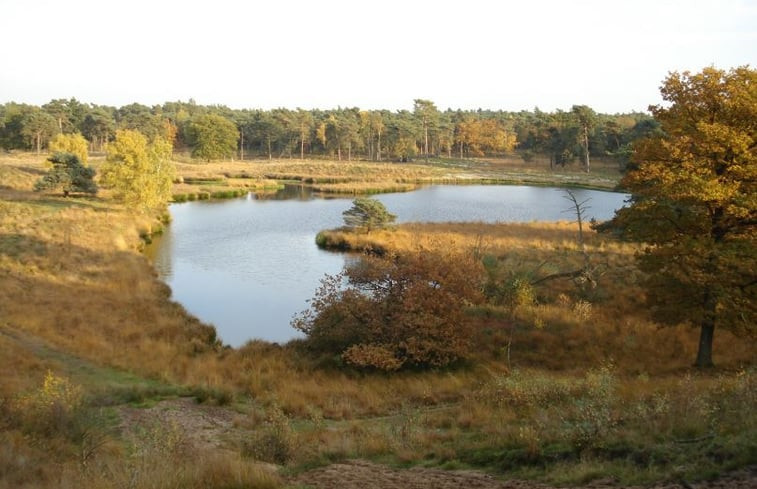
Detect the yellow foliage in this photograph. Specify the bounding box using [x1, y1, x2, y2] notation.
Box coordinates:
[456, 118, 517, 155]
[21, 370, 83, 413]
[102, 130, 175, 211]
[49, 133, 89, 165]
[608, 66, 756, 366]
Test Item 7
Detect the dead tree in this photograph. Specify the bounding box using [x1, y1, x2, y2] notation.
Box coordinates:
[530, 190, 603, 291]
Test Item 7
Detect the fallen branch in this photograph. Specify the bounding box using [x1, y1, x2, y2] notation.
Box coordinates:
[530, 268, 586, 285]
[673, 434, 715, 444]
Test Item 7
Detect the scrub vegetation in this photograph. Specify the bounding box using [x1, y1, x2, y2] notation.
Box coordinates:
[2, 153, 754, 489]
[0, 67, 754, 488]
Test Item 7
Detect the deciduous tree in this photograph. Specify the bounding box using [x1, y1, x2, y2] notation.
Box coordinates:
[49, 133, 89, 165]
[187, 113, 239, 161]
[101, 129, 175, 211]
[293, 251, 484, 370]
[602, 66, 756, 367]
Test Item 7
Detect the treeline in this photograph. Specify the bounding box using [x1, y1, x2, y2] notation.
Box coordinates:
[0, 98, 659, 167]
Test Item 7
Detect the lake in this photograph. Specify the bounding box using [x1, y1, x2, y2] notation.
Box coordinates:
[146, 185, 628, 346]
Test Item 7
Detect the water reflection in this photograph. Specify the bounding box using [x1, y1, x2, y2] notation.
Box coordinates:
[253, 184, 316, 201]
[147, 185, 628, 346]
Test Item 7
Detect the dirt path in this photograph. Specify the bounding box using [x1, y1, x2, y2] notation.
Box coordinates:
[290, 461, 756, 489]
[117, 397, 247, 452]
[4, 326, 754, 489]
[114, 397, 756, 489]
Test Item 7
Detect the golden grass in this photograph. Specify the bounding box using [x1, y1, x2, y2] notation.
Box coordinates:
[1, 152, 753, 487]
[171, 158, 448, 196]
[316, 222, 753, 374]
[170, 155, 623, 195]
[308, 181, 419, 194]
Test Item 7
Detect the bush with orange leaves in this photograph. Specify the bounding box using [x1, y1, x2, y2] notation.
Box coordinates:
[293, 250, 484, 370]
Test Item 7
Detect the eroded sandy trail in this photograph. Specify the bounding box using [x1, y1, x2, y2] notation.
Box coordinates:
[290, 460, 757, 489]
[116, 398, 756, 489]
[118, 397, 242, 452]
[290, 460, 532, 489]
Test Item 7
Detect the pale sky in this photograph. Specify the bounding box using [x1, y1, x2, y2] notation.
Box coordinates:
[1, 0, 755, 114]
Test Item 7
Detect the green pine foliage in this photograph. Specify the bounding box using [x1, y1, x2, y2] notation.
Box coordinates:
[34, 152, 97, 196]
[342, 198, 396, 232]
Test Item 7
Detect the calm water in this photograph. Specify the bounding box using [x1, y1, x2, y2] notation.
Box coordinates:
[146, 185, 628, 346]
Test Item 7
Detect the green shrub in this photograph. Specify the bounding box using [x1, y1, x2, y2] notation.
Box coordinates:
[560, 366, 618, 451]
[243, 405, 294, 464]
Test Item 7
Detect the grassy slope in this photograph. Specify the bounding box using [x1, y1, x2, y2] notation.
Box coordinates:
[0, 153, 754, 488]
[0, 154, 281, 489]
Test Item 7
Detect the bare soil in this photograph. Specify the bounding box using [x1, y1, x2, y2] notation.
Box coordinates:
[118, 397, 246, 453]
[117, 398, 756, 489]
[289, 460, 756, 489]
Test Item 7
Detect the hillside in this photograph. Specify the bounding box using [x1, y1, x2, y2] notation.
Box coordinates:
[0, 153, 754, 488]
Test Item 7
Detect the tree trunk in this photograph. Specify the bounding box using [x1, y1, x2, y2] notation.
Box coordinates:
[424, 125, 429, 160]
[377, 130, 381, 161]
[267, 138, 272, 160]
[694, 320, 715, 368]
[239, 130, 244, 161]
[36, 132, 42, 154]
[583, 125, 590, 173]
[694, 294, 716, 367]
[300, 135, 305, 160]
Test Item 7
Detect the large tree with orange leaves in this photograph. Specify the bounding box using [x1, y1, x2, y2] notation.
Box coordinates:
[604, 67, 756, 367]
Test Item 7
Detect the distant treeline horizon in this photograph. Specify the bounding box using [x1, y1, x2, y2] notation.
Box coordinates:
[1, 98, 659, 165]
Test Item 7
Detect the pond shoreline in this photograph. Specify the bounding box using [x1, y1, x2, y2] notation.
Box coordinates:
[171, 175, 622, 204]
[170, 157, 624, 203]
[148, 184, 628, 346]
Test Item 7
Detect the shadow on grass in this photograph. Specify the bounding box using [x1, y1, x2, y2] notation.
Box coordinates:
[1, 187, 115, 212]
[0, 233, 48, 258]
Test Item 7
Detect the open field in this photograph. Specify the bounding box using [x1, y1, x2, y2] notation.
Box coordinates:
[0, 152, 754, 488]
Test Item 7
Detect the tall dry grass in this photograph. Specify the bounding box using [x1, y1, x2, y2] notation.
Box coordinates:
[170, 155, 622, 196]
[1, 153, 753, 487]
[315, 222, 753, 374]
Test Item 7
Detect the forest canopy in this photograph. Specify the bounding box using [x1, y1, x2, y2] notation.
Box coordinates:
[0, 98, 656, 166]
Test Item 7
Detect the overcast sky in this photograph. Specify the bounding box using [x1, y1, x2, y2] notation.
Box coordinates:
[1, 0, 755, 114]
